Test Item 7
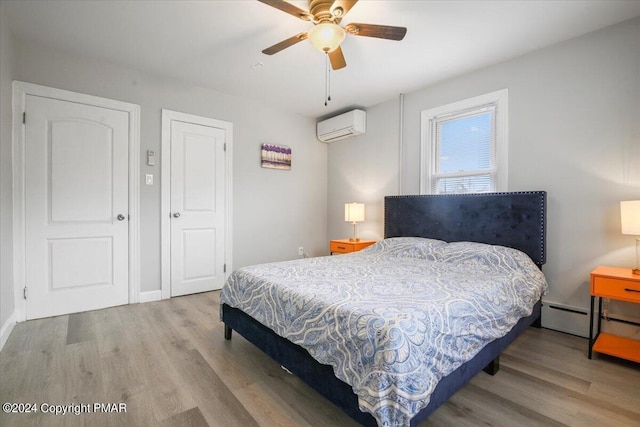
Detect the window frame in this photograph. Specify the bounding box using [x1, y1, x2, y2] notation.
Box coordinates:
[420, 89, 508, 194]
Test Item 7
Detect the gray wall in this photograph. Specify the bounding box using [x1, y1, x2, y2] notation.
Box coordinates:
[327, 99, 401, 241]
[3, 37, 327, 302]
[0, 2, 15, 330]
[329, 18, 640, 333]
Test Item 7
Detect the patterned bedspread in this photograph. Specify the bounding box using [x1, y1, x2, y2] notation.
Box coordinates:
[220, 238, 547, 427]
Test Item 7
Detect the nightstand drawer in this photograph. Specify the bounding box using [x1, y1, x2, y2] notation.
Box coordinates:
[330, 239, 376, 254]
[330, 241, 354, 254]
[592, 276, 640, 303]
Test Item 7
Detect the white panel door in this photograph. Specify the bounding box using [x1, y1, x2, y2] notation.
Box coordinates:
[170, 121, 226, 296]
[24, 95, 129, 319]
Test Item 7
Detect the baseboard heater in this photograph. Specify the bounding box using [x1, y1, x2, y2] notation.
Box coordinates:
[597, 313, 640, 327]
[544, 301, 640, 336]
[542, 300, 589, 337]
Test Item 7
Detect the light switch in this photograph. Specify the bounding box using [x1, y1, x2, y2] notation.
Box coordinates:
[147, 150, 156, 166]
[145, 174, 153, 185]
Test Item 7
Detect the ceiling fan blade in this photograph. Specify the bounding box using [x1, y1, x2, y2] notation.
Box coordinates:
[328, 46, 347, 70]
[344, 23, 407, 41]
[262, 32, 308, 55]
[330, 0, 358, 19]
[257, 0, 313, 21]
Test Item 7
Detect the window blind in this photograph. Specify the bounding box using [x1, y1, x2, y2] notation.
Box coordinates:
[431, 106, 495, 193]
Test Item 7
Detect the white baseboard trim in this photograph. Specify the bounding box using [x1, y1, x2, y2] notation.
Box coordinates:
[0, 311, 17, 351]
[139, 290, 162, 303]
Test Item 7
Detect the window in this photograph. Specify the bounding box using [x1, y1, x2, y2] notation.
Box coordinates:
[420, 89, 508, 194]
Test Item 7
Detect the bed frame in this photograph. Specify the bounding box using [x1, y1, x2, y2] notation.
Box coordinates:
[222, 191, 547, 426]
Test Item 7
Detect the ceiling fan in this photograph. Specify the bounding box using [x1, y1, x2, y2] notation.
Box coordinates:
[258, 0, 407, 70]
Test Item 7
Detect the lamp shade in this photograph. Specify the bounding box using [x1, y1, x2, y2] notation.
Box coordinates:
[345, 202, 365, 223]
[621, 200, 640, 235]
[308, 22, 345, 53]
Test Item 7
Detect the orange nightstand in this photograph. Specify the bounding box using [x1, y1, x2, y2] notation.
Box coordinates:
[589, 266, 640, 362]
[330, 239, 375, 255]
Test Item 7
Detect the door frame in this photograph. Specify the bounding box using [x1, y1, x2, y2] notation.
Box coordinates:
[160, 109, 233, 299]
[12, 81, 140, 322]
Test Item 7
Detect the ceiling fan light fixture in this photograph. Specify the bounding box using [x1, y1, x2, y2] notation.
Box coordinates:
[308, 22, 346, 53]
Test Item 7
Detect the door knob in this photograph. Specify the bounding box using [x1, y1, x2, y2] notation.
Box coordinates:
[172, 212, 181, 218]
[117, 214, 126, 221]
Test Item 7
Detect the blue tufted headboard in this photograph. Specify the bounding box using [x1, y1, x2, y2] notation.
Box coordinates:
[384, 191, 547, 267]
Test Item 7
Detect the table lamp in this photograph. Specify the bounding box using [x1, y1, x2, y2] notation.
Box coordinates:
[345, 202, 365, 242]
[621, 200, 640, 275]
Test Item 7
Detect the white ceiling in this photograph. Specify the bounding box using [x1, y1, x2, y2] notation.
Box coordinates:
[5, 0, 640, 118]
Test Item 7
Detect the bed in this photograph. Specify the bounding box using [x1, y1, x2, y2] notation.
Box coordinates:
[220, 191, 547, 426]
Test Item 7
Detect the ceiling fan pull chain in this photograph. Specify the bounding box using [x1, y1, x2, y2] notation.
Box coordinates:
[325, 53, 328, 106]
[328, 55, 332, 102]
[325, 52, 331, 106]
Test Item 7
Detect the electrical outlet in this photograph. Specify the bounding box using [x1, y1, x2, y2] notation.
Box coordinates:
[298, 246, 304, 256]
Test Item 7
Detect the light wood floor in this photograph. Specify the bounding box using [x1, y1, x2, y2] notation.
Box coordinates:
[1, 291, 639, 427]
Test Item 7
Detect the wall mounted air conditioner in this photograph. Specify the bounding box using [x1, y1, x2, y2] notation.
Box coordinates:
[317, 109, 366, 142]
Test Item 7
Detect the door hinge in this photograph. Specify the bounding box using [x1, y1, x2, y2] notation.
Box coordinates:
[223, 143, 227, 152]
[224, 264, 227, 273]
[23, 112, 26, 124]
[23, 287, 27, 300]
